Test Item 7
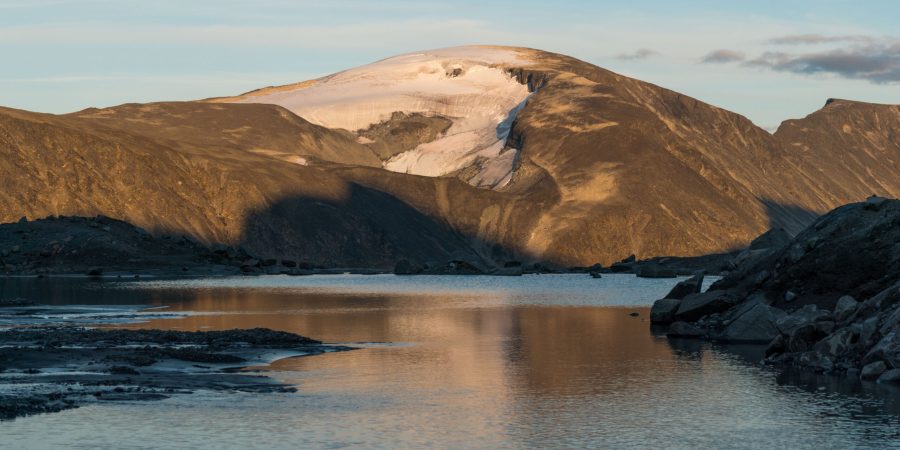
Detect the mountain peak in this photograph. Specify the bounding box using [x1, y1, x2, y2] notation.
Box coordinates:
[213, 45, 542, 189]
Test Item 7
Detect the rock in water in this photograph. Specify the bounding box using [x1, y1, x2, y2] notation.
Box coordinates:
[664, 274, 704, 300]
[650, 299, 682, 324]
[718, 301, 786, 343]
[877, 369, 900, 384]
[667, 321, 704, 338]
[864, 332, 900, 368]
[860, 361, 887, 380]
[661, 199, 900, 378]
[675, 291, 740, 322]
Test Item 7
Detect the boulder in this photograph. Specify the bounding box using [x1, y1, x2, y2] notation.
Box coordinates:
[798, 352, 834, 373]
[880, 306, 900, 336]
[753, 270, 771, 286]
[589, 271, 602, 279]
[833, 295, 859, 323]
[864, 195, 889, 209]
[872, 281, 900, 311]
[674, 291, 740, 322]
[667, 321, 704, 338]
[863, 331, 900, 368]
[766, 334, 785, 357]
[877, 369, 900, 384]
[650, 299, 682, 324]
[860, 316, 880, 348]
[786, 322, 832, 353]
[86, 267, 103, 277]
[718, 302, 786, 343]
[775, 305, 832, 335]
[861, 361, 887, 380]
[664, 274, 704, 300]
[813, 327, 859, 358]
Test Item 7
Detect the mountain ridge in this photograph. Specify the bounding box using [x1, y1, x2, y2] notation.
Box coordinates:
[1, 46, 898, 267]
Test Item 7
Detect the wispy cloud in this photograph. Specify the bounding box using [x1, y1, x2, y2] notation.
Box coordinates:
[615, 48, 658, 61]
[701, 49, 745, 63]
[701, 35, 900, 83]
[0, 19, 499, 49]
[767, 34, 874, 45]
[744, 40, 900, 83]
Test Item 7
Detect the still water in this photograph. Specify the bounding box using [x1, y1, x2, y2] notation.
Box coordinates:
[2, 274, 900, 449]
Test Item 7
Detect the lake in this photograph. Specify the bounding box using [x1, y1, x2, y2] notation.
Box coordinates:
[2, 274, 900, 449]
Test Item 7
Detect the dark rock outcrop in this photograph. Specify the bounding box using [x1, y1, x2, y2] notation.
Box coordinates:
[651, 198, 900, 379]
[667, 321, 704, 338]
[650, 299, 682, 324]
[0, 216, 253, 276]
[664, 274, 704, 300]
[674, 291, 741, 322]
[718, 300, 786, 343]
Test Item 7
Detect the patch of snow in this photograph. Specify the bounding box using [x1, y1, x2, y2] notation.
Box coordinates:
[229, 46, 534, 188]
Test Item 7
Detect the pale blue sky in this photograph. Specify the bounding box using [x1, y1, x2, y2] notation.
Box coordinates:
[1, 0, 898, 128]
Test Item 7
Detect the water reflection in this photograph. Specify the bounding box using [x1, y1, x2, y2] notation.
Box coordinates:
[2, 275, 900, 448]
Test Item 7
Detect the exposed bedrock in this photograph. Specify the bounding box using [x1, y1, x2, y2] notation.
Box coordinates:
[651, 198, 900, 382]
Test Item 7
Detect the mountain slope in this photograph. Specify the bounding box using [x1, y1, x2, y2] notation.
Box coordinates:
[0, 105, 507, 267]
[773, 99, 900, 204]
[1, 46, 898, 267]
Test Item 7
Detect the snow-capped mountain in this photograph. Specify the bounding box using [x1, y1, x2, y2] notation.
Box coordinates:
[215, 46, 535, 188]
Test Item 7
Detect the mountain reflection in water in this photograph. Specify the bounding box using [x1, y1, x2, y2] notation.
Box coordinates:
[2, 275, 899, 448]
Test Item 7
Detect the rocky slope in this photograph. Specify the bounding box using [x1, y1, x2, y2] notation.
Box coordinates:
[650, 197, 900, 382]
[1, 46, 899, 268]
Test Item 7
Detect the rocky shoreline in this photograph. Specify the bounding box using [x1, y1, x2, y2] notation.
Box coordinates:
[0, 313, 352, 420]
[651, 197, 900, 384]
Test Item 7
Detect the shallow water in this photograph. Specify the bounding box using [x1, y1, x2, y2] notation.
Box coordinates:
[2, 274, 900, 449]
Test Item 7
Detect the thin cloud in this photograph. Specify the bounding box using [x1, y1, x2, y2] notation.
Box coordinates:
[768, 34, 874, 45]
[744, 42, 900, 83]
[701, 49, 745, 63]
[0, 19, 497, 48]
[616, 48, 658, 61]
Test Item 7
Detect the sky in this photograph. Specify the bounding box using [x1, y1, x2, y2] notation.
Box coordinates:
[1, 0, 898, 129]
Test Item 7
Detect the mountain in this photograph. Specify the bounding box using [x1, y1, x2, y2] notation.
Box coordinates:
[1, 46, 898, 268]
